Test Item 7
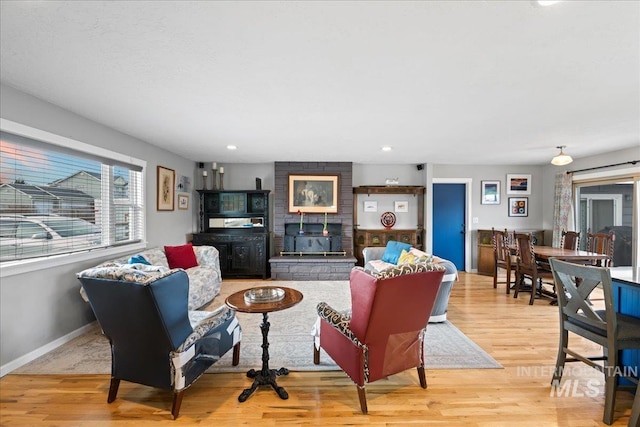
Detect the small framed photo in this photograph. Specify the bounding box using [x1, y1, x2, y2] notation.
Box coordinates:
[157, 165, 175, 211]
[394, 200, 409, 212]
[481, 180, 500, 205]
[506, 174, 532, 195]
[178, 194, 189, 210]
[364, 200, 378, 212]
[508, 197, 528, 217]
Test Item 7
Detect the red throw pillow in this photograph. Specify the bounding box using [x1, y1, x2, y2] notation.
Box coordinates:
[164, 243, 199, 269]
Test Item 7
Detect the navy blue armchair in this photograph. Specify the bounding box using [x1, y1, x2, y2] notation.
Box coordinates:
[78, 266, 241, 419]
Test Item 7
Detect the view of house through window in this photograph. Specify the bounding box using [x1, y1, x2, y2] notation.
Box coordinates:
[574, 173, 639, 276]
[0, 129, 144, 262]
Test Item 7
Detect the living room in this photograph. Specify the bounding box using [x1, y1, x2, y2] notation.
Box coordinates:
[1, 1, 639, 425]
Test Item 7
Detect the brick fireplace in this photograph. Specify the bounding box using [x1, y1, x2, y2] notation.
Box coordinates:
[269, 162, 356, 280]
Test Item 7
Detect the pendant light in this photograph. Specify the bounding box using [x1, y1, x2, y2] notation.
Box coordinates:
[551, 146, 573, 166]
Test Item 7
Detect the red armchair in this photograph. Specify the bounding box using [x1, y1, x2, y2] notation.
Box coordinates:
[313, 264, 445, 414]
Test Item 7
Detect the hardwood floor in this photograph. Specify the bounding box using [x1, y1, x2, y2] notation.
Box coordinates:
[0, 272, 635, 426]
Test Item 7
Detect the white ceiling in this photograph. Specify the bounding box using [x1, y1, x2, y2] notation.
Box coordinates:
[1, 1, 638, 165]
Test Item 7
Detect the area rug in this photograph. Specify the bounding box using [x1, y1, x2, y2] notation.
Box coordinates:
[14, 280, 501, 374]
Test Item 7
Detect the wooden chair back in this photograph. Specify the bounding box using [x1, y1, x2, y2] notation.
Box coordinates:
[560, 230, 580, 250]
[586, 230, 615, 267]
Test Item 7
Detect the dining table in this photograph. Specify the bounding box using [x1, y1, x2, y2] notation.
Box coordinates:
[507, 245, 611, 303]
[528, 245, 611, 264]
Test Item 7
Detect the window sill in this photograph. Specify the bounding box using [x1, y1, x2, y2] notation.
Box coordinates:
[0, 242, 147, 279]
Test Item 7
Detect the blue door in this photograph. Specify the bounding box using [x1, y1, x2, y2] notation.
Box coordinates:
[433, 183, 466, 270]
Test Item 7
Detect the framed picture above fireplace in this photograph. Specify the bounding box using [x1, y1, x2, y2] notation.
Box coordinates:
[288, 174, 339, 213]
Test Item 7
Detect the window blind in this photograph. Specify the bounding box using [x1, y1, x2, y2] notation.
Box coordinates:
[0, 129, 145, 262]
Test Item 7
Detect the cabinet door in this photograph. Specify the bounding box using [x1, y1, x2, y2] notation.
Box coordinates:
[228, 236, 266, 275]
[215, 243, 229, 276]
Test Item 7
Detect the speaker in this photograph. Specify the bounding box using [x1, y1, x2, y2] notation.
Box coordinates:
[416, 164, 424, 171]
[198, 162, 204, 169]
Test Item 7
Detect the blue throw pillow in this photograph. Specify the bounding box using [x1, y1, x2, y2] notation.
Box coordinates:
[380, 241, 412, 265]
[128, 254, 151, 265]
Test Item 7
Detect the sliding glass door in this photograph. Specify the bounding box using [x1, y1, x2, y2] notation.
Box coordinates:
[574, 172, 639, 279]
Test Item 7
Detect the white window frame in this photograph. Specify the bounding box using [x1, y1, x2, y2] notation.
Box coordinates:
[0, 118, 147, 278]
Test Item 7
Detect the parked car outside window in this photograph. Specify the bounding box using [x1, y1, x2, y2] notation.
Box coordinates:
[0, 215, 101, 261]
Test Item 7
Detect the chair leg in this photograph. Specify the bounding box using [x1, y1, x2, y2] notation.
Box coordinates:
[357, 386, 368, 414]
[313, 345, 320, 365]
[493, 264, 498, 288]
[551, 330, 568, 386]
[172, 390, 185, 420]
[417, 366, 427, 389]
[107, 378, 120, 403]
[602, 351, 618, 425]
[232, 342, 241, 366]
[505, 269, 511, 294]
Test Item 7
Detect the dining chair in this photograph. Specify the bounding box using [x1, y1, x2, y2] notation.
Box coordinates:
[560, 229, 580, 250]
[491, 228, 517, 294]
[549, 258, 640, 425]
[586, 230, 615, 267]
[513, 232, 555, 305]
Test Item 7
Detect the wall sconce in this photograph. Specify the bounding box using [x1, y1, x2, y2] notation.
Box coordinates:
[551, 145, 573, 166]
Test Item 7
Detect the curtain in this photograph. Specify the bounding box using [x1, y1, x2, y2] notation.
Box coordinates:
[552, 172, 573, 247]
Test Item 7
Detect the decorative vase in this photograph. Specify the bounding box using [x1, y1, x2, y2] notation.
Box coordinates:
[298, 229, 305, 235]
[322, 229, 329, 236]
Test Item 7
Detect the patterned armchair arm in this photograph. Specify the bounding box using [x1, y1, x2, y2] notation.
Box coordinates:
[316, 302, 364, 349]
[171, 305, 241, 390]
[177, 305, 238, 352]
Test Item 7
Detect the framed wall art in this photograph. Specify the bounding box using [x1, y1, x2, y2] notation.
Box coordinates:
[157, 165, 175, 211]
[506, 174, 531, 195]
[288, 174, 339, 213]
[394, 200, 409, 212]
[364, 200, 378, 212]
[508, 197, 528, 217]
[178, 194, 189, 210]
[481, 180, 500, 205]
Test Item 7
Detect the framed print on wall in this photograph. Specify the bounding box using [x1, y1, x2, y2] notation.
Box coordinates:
[508, 197, 528, 217]
[364, 200, 378, 212]
[506, 174, 532, 195]
[157, 165, 175, 211]
[288, 174, 339, 213]
[481, 180, 500, 205]
[394, 200, 409, 212]
[178, 194, 189, 210]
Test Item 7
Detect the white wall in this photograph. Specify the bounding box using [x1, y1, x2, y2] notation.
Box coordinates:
[0, 84, 199, 370]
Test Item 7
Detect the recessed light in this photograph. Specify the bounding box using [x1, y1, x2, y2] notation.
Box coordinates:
[381, 146, 392, 152]
[227, 145, 237, 150]
[536, 1, 561, 5]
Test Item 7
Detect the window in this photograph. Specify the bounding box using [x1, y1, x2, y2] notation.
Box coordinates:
[0, 120, 145, 262]
[573, 170, 639, 278]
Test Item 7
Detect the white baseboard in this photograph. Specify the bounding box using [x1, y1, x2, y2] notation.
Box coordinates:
[0, 321, 97, 377]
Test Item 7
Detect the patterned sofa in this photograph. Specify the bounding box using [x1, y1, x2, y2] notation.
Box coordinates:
[362, 245, 457, 323]
[79, 245, 222, 310]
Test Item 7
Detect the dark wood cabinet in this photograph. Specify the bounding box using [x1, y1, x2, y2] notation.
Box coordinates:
[193, 190, 270, 279]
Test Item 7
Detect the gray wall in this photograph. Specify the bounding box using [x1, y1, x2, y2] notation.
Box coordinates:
[0, 84, 200, 369]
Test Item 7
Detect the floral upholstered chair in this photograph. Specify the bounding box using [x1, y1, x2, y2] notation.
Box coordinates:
[313, 263, 445, 414]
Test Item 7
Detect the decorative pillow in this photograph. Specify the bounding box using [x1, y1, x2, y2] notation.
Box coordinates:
[372, 262, 445, 279]
[381, 241, 412, 264]
[164, 243, 199, 269]
[365, 259, 396, 273]
[397, 249, 417, 265]
[409, 247, 436, 263]
[128, 254, 151, 265]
